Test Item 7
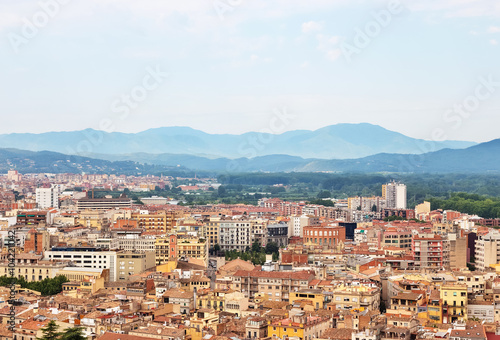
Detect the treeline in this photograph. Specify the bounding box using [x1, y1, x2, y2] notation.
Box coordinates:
[0, 275, 68, 296]
[429, 193, 500, 219]
[218, 173, 500, 206]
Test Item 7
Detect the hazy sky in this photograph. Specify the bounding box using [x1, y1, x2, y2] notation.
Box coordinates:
[1, 0, 500, 142]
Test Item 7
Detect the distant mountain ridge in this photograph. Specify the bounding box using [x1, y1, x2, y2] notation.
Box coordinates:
[0, 148, 179, 175]
[87, 138, 500, 173]
[0, 123, 476, 160]
[0, 137, 498, 174]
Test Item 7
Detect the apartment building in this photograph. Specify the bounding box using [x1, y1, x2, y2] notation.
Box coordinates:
[390, 291, 423, 313]
[448, 233, 468, 270]
[117, 235, 156, 252]
[266, 222, 289, 247]
[383, 181, 407, 209]
[0, 256, 68, 282]
[95, 238, 120, 250]
[251, 220, 266, 245]
[289, 215, 319, 238]
[347, 196, 387, 212]
[382, 228, 412, 249]
[303, 225, 346, 248]
[162, 288, 194, 314]
[197, 289, 247, 314]
[412, 234, 450, 270]
[268, 315, 332, 340]
[131, 211, 177, 232]
[432, 222, 457, 235]
[455, 271, 486, 295]
[76, 195, 132, 211]
[44, 247, 119, 281]
[77, 210, 109, 229]
[289, 289, 324, 309]
[36, 184, 61, 209]
[17, 211, 47, 225]
[155, 234, 178, 265]
[441, 284, 468, 324]
[177, 236, 208, 266]
[203, 218, 220, 248]
[231, 270, 315, 302]
[219, 220, 251, 251]
[330, 284, 380, 312]
[475, 230, 500, 271]
[116, 252, 156, 281]
[24, 228, 50, 254]
[246, 317, 268, 339]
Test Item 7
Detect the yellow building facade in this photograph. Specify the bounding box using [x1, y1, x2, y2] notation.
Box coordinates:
[440, 284, 467, 324]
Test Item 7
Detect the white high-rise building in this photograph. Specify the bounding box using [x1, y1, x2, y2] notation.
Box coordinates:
[288, 215, 313, 237]
[383, 181, 407, 209]
[36, 184, 62, 209]
[475, 230, 500, 271]
[219, 220, 251, 251]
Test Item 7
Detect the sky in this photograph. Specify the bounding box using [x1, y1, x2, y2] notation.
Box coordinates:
[1, 0, 500, 142]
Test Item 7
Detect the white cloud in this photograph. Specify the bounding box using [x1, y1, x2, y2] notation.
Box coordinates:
[326, 49, 341, 61]
[317, 34, 340, 50]
[316, 34, 341, 61]
[301, 21, 324, 33]
[488, 26, 500, 33]
[300, 61, 310, 68]
[490, 39, 498, 45]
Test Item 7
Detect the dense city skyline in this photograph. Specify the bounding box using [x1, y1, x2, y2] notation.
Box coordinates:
[3, 2, 500, 339]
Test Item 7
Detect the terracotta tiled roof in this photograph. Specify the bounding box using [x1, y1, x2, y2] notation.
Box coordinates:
[97, 333, 153, 340]
[322, 328, 354, 340]
[163, 288, 193, 299]
[232, 270, 314, 280]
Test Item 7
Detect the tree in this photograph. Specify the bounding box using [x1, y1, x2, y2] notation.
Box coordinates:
[317, 190, 331, 199]
[60, 327, 86, 340]
[217, 186, 227, 197]
[270, 186, 286, 195]
[251, 241, 261, 253]
[38, 320, 61, 340]
[272, 252, 279, 262]
[0, 275, 68, 296]
[265, 242, 279, 255]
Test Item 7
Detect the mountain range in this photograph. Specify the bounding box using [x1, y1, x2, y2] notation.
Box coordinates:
[0, 123, 476, 160]
[0, 148, 181, 175]
[1, 138, 499, 174]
